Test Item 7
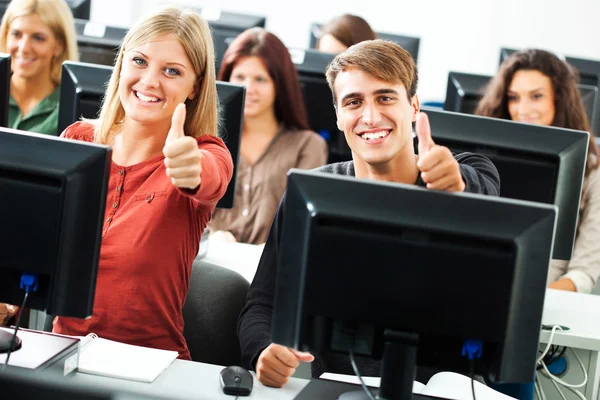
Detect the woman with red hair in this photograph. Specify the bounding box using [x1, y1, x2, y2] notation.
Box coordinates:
[209, 28, 327, 245]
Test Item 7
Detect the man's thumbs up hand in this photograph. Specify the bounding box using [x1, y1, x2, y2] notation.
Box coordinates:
[416, 112, 465, 192]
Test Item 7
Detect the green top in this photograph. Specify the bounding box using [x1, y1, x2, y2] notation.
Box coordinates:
[8, 85, 61, 136]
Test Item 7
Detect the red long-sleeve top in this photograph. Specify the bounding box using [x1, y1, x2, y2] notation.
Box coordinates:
[53, 122, 233, 360]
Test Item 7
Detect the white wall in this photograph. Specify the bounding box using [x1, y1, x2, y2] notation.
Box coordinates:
[90, 0, 600, 102]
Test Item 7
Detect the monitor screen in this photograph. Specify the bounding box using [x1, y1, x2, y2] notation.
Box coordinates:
[184, 8, 265, 73]
[308, 23, 420, 63]
[67, 0, 91, 20]
[500, 48, 600, 135]
[0, 53, 10, 128]
[290, 48, 349, 163]
[74, 19, 128, 66]
[444, 71, 599, 131]
[0, 128, 111, 318]
[58, 61, 113, 134]
[0, 1, 8, 19]
[443, 71, 491, 115]
[578, 84, 599, 133]
[422, 108, 588, 260]
[0, 0, 90, 21]
[273, 169, 556, 398]
[58, 61, 244, 209]
[212, 27, 242, 73]
[215, 81, 245, 209]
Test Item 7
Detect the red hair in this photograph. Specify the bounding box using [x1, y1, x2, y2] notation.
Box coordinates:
[219, 27, 310, 130]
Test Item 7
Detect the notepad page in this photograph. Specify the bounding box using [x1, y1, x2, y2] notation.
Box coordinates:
[421, 372, 517, 400]
[319, 372, 426, 393]
[77, 337, 178, 383]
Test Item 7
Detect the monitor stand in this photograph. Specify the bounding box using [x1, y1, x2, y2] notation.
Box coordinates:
[0, 329, 22, 353]
[338, 330, 418, 400]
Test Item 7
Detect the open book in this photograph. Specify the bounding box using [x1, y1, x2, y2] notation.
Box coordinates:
[76, 333, 178, 383]
[321, 371, 517, 400]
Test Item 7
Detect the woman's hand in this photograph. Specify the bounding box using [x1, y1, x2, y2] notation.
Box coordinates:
[548, 278, 577, 292]
[163, 104, 203, 190]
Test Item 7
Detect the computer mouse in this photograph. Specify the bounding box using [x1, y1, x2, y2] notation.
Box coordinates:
[219, 365, 253, 396]
[0, 332, 21, 353]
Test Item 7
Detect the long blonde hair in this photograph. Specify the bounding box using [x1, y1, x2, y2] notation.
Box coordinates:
[0, 0, 79, 86]
[95, 6, 218, 144]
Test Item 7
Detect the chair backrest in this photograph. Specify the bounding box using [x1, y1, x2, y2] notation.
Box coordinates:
[43, 260, 250, 365]
[183, 260, 250, 366]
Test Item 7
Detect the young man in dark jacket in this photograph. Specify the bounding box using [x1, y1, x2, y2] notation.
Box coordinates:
[238, 39, 500, 388]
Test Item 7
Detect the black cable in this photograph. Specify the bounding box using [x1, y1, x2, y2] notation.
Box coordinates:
[349, 348, 376, 400]
[554, 346, 567, 362]
[537, 345, 568, 370]
[539, 344, 558, 359]
[548, 345, 557, 359]
[470, 358, 477, 400]
[2, 291, 29, 369]
[546, 347, 568, 368]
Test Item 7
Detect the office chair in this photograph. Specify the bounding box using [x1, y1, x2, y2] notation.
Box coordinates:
[41, 260, 249, 366]
[183, 260, 250, 366]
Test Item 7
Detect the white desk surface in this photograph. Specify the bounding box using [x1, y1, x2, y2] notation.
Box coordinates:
[71, 359, 308, 399]
[25, 288, 600, 399]
[197, 240, 264, 283]
[540, 288, 600, 350]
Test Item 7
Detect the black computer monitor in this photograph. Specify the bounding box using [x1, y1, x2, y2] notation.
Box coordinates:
[0, 128, 110, 318]
[273, 169, 556, 399]
[215, 81, 245, 209]
[290, 48, 348, 163]
[579, 84, 599, 132]
[500, 48, 600, 135]
[58, 61, 112, 134]
[443, 71, 491, 115]
[66, 0, 90, 20]
[0, 0, 90, 21]
[58, 61, 244, 209]
[189, 8, 265, 72]
[444, 71, 600, 131]
[0, 0, 10, 18]
[0, 53, 10, 128]
[422, 108, 588, 260]
[1, 367, 161, 399]
[308, 23, 420, 63]
[74, 19, 128, 66]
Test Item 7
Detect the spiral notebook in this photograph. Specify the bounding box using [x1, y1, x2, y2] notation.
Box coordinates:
[77, 333, 179, 383]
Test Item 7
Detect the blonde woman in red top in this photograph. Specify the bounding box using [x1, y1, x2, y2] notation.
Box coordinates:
[30, 7, 231, 359]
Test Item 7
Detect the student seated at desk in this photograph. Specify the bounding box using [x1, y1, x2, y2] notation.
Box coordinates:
[0, 0, 78, 135]
[208, 28, 327, 245]
[476, 49, 600, 293]
[237, 39, 500, 388]
[0, 7, 233, 359]
[316, 14, 376, 54]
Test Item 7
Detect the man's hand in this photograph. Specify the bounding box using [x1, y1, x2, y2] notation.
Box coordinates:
[163, 103, 204, 189]
[255, 343, 314, 388]
[0, 303, 18, 326]
[416, 112, 465, 192]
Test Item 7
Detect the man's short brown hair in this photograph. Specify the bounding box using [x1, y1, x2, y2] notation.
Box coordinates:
[326, 39, 419, 105]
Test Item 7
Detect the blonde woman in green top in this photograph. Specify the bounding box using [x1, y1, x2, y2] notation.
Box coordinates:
[0, 0, 79, 135]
